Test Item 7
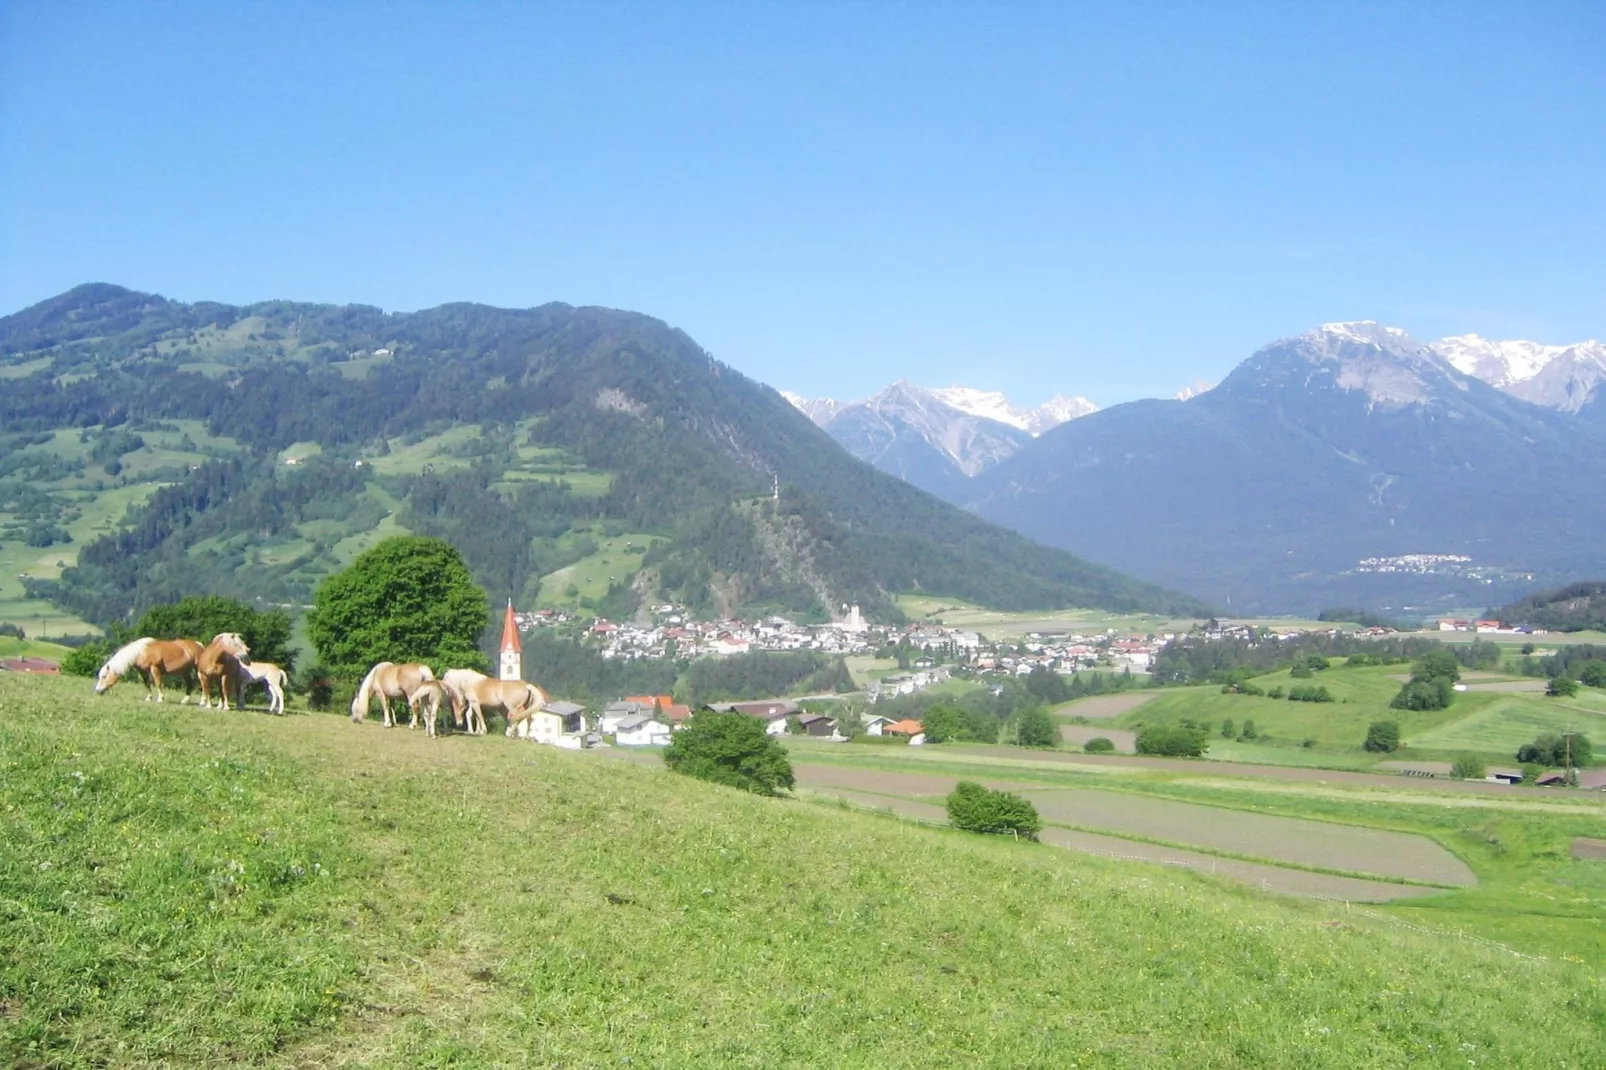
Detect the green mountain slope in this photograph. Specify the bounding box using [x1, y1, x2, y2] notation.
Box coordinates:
[1493, 580, 1606, 633]
[0, 285, 1207, 627]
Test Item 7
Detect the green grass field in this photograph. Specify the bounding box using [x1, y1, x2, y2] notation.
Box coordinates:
[0, 635, 71, 661]
[4, 673, 1605, 1067]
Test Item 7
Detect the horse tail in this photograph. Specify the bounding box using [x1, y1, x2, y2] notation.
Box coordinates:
[351, 662, 385, 722]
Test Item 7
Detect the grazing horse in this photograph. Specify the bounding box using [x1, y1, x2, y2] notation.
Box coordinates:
[350, 661, 436, 726]
[441, 668, 547, 736]
[197, 633, 251, 709]
[93, 637, 204, 702]
[233, 660, 291, 715]
[406, 679, 462, 738]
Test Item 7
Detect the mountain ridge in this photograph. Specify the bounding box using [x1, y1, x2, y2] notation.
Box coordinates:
[0, 284, 1207, 630]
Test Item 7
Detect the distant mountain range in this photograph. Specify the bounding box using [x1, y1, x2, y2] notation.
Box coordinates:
[781, 382, 1097, 498]
[1429, 334, 1606, 415]
[964, 322, 1606, 614]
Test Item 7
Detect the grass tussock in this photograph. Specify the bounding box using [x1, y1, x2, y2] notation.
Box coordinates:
[2, 673, 1604, 1068]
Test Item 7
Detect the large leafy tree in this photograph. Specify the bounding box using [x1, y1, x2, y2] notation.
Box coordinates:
[307, 537, 489, 678]
[137, 595, 296, 671]
[662, 710, 794, 796]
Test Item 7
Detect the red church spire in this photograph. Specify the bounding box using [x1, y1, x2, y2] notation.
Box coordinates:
[500, 600, 522, 653]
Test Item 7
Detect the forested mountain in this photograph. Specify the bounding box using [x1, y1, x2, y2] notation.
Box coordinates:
[1492, 581, 1606, 633]
[967, 322, 1606, 614]
[0, 284, 1205, 630]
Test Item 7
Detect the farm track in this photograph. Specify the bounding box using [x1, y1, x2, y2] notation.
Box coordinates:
[938, 745, 1573, 795]
[803, 787, 1446, 903]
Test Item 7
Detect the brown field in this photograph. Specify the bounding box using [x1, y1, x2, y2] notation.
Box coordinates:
[1016, 789, 1476, 885]
[1574, 837, 1606, 861]
[1053, 692, 1158, 720]
[1059, 725, 1137, 752]
[801, 786, 1443, 902]
[790, 764, 1475, 887]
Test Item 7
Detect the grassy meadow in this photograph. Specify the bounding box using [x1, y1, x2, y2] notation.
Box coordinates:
[5, 673, 1606, 1067]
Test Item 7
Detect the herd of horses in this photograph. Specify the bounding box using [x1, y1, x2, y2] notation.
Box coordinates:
[92, 635, 547, 737]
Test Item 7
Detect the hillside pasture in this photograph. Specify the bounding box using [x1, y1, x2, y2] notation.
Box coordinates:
[11, 674, 1606, 1065]
[1412, 695, 1606, 755]
[1060, 724, 1137, 751]
[1052, 691, 1158, 720]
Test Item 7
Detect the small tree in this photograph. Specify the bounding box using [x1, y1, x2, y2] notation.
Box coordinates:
[1449, 755, 1486, 780]
[921, 705, 968, 743]
[663, 710, 795, 795]
[1579, 661, 1606, 688]
[1220, 718, 1235, 739]
[1238, 719, 1258, 741]
[946, 781, 1041, 840]
[1363, 721, 1401, 753]
[307, 536, 489, 678]
[1083, 737, 1115, 753]
[1014, 707, 1059, 748]
[1547, 676, 1580, 698]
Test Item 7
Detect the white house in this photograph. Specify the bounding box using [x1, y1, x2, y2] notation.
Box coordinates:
[615, 714, 672, 746]
[600, 700, 650, 734]
[512, 709, 565, 744]
[862, 714, 890, 737]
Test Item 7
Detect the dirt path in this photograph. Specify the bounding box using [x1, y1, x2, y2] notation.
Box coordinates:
[1052, 692, 1158, 720]
[801, 787, 1445, 903]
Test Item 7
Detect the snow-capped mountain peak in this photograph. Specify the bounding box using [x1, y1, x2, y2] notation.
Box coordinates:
[1426, 334, 1606, 412]
[928, 385, 1098, 434]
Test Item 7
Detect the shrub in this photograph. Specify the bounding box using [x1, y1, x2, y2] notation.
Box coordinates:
[1579, 660, 1606, 688]
[1390, 648, 1460, 710]
[1238, 719, 1258, 741]
[663, 711, 795, 795]
[1363, 721, 1401, 753]
[1014, 707, 1059, 748]
[1266, 686, 1285, 700]
[946, 781, 1041, 840]
[60, 638, 117, 677]
[1220, 718, 1235, 738]
[1136, 723, 1208, 757]
[1290, 663, 1313, 679]
[1083, 737, 1115, 753]
[1450, 756, 1486, 780]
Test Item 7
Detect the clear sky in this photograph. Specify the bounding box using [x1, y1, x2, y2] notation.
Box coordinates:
[3, 2, 1602, 405]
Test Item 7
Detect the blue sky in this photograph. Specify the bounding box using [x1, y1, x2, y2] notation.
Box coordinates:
[3, 2, 1602, 405]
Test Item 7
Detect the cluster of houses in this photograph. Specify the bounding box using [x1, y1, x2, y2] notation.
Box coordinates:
[1435, 618, 1529, 634]
[562, 604, 888, 661]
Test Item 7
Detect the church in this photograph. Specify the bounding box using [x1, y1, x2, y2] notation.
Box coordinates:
[499, 600, 521, 681]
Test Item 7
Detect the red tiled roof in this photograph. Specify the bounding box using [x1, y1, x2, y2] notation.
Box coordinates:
[885, 719, 924, 736]
[0, 657, 59, 674]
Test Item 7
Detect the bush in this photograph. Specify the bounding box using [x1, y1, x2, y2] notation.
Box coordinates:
[1082, 737, 1115, 753]
[1266, 686, 1285, 700]
[1288, 685, 1333, 703]
[1390, 649, 1460, 710]
[1579, 660, 1606, 688]
[946, 781, 1041, 840]
[663, 711, 796, 795]
[1238, 719, 1258, 741]
[1220, 718, 1235, 738]
[60, 639, 117, 678]
[1449, 756, 1486, 780]
[1363, 721, 1401, 753]
[1136, 723, 1209, 757]
[1014, 707, 1059, 748]
[1546, 676, 1580, 698]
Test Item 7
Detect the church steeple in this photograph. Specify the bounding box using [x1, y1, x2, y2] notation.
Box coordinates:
[499, 600, 522, 681]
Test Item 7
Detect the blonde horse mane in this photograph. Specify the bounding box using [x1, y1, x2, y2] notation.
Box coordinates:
[351, 661, 393, 719]
[101, 637, 154, 678]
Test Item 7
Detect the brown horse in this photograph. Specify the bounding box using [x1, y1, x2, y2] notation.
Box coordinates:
[350, 661, 437, 726]
[406, 679, 462, 738]
[196, 633, 251, 710]
[441, 668, 547, 736]
[94, 637, 204, 702]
